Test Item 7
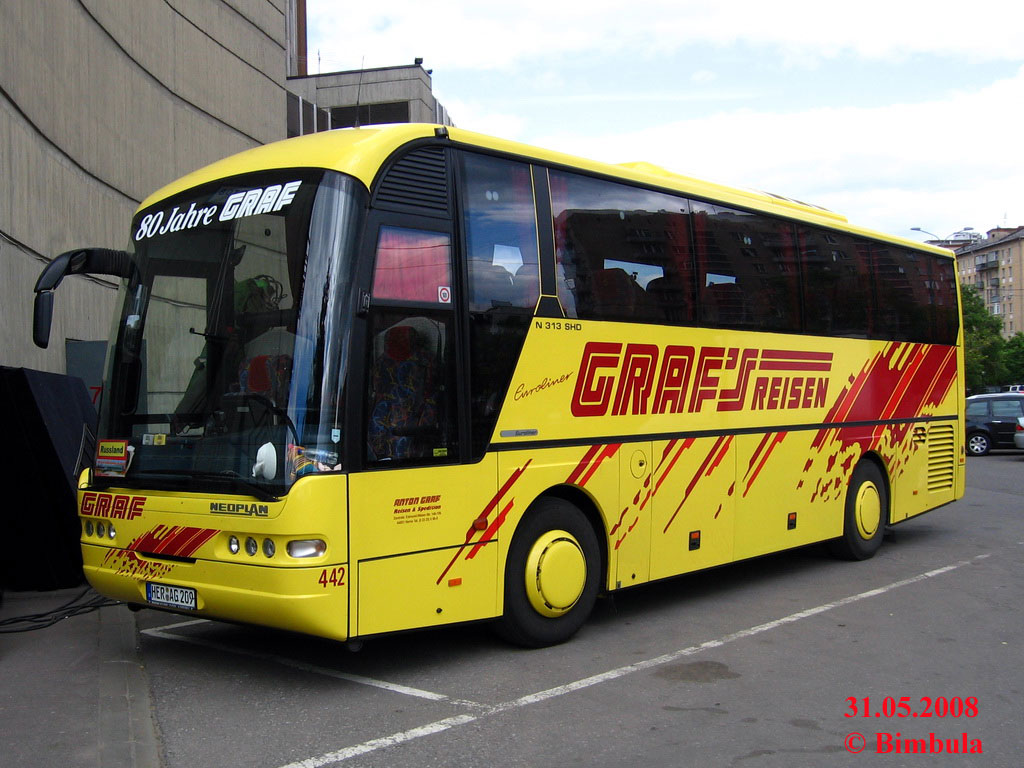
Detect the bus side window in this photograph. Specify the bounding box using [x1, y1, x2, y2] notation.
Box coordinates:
[459, 152, 540, 457]
[692, 202, 800, 332]
[800, 227, 871, 338]
[550, 170, 696, 325]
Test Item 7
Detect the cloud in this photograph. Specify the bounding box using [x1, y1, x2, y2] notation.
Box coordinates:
[530, 66, 1024, 238]
[306, 0, 1024, 73]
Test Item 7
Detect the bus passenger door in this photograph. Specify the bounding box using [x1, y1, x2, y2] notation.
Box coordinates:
[347, 223, 501, 638]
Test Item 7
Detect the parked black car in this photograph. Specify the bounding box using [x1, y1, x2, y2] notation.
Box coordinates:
[964, 393, 1024, 456]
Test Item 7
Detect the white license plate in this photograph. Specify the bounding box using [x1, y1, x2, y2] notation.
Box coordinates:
[146, 582, 197, 611]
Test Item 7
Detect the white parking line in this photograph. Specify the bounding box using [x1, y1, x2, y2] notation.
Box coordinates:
[141, 625, 482, 706]
[276, 553, 991, 768]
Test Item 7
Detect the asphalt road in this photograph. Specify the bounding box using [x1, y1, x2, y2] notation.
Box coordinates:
[136, 452, 1024, 767]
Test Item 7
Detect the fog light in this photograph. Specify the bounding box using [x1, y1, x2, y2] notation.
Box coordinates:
[262, 538, 275, 558]
[228, 535, 240, 555]
[96, 522, 105, 538]
[245, 537, 258, 556]
[85, 520, 94, 536]
[287, 539, 327, 558]
[108, 524, 116, 539]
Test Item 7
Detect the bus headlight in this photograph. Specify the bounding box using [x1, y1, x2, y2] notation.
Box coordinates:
[96, 522, 105, 538]
[286, 539, 327, 558]
[85, 520, 94, 537]
[245, 537, 258, 556]
[262, 538, 275, 558]
[228, 535, 240, 555]
[108, 524, 116, 539]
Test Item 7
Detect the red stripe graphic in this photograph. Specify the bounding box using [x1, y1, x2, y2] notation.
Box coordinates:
[436, 460, 531, 585]
[805, 342, 958, 498]
[663, 435, 733, 533]
[566, 444, 603, 485]
[467, 499, 515, 560]
[743, 432, 786, 498]
[125, 525, 218, 559]
[761, 350, 834, 362]
[759, 350, 833, 371]
[654, 438, 696, 495]
[571, 444, 622, 488]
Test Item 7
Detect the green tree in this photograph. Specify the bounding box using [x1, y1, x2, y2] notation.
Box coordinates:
[960, 284, 1005, 392]
[1001, 332, 1024, 384]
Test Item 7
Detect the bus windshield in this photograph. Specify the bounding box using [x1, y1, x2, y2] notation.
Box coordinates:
[96, 170, 366, 497]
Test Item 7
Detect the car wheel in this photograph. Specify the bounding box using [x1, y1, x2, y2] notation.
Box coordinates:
[966, 432, 991, 457]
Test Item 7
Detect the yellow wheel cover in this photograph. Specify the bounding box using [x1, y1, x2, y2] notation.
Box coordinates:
[524, 530, 587, 618]
[854, 482, 881, 539]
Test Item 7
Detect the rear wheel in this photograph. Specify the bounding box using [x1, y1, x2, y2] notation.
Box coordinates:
[495, 497, 601, 647]
[829, 460, 888, 561]
[966, 432, 991, 457]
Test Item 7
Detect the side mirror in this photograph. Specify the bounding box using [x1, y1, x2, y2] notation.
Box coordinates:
[32, 248, 137, 349]
[33, 291, 55, 349]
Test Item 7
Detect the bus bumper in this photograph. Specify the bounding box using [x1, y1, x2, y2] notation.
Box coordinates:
[82, 542, 349, 641]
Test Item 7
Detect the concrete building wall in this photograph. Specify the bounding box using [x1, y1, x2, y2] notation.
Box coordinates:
[1, 0, 287, 374]
[287, 64, 449, 125]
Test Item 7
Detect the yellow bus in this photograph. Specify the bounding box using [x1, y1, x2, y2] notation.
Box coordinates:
[33, 124, 964, 647]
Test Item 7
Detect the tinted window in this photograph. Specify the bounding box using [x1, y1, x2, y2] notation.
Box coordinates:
[371, 226, 452, 305]
[871, 244, 933, 341]
[991, 399, 1024, 418]
[366, 227, 458, 466]
[692, 202, 800, 332]
[799, 228, 873, 337]
[965, 400, 989, 418]
[550, 171, 695, 324]
[930, 255, 959, 345]
[460, 153, 539, 456]
[462, 154, 539, 312]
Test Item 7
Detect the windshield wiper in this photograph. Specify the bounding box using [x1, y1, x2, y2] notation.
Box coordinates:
[136, 469, 280, 502]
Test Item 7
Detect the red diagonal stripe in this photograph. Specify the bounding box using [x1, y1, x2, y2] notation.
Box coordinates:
[566, 444, 603, 485]
[663, 435, 732, 533]
[467, 498, 515, 560]
[743, 432, 786, 497]
[576, 443, 621, 487]
[437, 461, 531, 584]
[654, 438, 695, 495]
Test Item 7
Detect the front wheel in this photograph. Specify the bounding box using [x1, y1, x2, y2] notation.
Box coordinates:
[495, 497, 601, 647]
[828, 460, 888, 561]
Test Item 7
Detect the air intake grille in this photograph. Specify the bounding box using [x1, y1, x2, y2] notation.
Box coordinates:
[374, 147, 449, 216]
[926, 423, 955, 492]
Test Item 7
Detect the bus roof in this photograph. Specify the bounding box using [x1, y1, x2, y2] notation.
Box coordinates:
[140, 123, 952, 258]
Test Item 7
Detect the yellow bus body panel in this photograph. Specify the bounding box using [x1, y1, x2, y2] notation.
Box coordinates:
[495, 320, 960, 579]
[79, 474, 350, 640]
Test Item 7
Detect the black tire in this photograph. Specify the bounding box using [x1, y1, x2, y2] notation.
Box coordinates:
[966, 432, 991, 457]
[828, 460, 888, 561]
[494, 497, 601, 648]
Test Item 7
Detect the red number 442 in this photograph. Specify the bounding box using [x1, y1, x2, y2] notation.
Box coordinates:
[318, 566, 346, 588]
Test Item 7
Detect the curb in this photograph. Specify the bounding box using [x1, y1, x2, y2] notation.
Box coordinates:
[97, 604, 162, 767]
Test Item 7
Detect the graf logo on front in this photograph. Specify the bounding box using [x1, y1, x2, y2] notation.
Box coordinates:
[571, 341, 833, 417]
[81, 491, 145, 520]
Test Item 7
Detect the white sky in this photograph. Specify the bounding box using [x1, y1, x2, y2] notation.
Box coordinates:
[306, 1, 1024, 242]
